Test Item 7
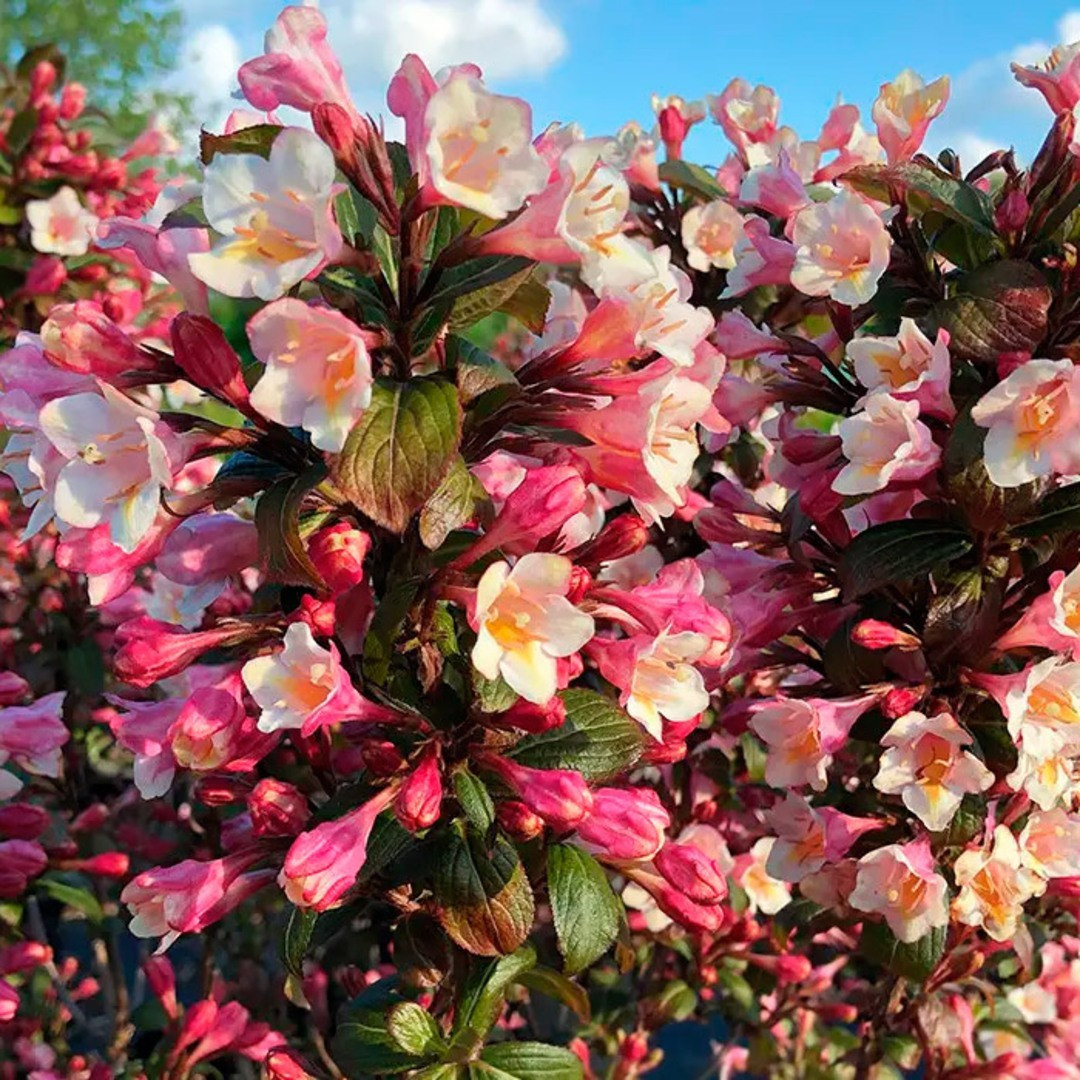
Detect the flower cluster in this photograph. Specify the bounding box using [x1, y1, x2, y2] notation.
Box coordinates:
[7, 6, 1080, 1078]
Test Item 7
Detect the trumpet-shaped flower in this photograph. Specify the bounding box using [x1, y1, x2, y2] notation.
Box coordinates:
[790, 190, 891, 306]
[247, 299, 376, 452]
[953, 825, 1045, 942]
[681, 199, 744, 273]
[25, 187, 98, 257]
[472, 554, 594, 704]
[1006, 747, 1077, 812]
[734, 837, 791, 915]
[1019, 808, 1080, 880]
[189, 128, 343, 300]
[707, 79, 780, 158]
[873, 711, 993, 832]
[832, 392, 940, 496]
[1012, 43, 1080, 113]
[38, 383, 185, 553]
[871, 69, 950, 163]
[970, 358, 1080, 487]
[765, 792, 880, 883]
[849, 839, 949, 943]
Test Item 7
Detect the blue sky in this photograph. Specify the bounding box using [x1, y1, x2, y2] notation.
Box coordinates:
[173, 0, 1080, 166]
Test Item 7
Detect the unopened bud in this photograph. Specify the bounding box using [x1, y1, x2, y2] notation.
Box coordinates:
[394, 745, 443, 832]
[493, 696, 566, 734]
[249, 779, 311, 837]
[308, 522, 371, 593]
[851, 619, 920, 651]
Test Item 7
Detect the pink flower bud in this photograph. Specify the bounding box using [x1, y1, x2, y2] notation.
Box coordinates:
[73, 853, 130, 878]
[157, 514, 259, 587]
[0, 841, 47, 896]
[995, 188, 1029, 234]
[308, 522, 371, 593]
[143, 955, 179, 1019]
[265, 1049, 320, 1080]
[294, 595, 337, 637]
[395, 746, 443, 832]
[882, 685, 927, 719]
[29, 61, 57, 99]
[0, 941, 51, 974]
[493, 696, 566, 734]
[0, 805, 48, 840]
[655, 842, 728, 903]
[0, 673, 28, 706]
[41, 301, 148, 377]
[0, 982, 18, 1023]
[573, 514, 650, 568]
[360, 739, 406, 776]
[193, 777, 251, 806]
[280, 787, 395, 910]
[496, 800, 545, 840]
[575, 787, 670, 861]
[744, 952, 813, 984]
[479, 754, 593, 831]
[170, 314, 252, 414]
[59, 83, 87, 120]
[248, 779, 310, 838]
[22, 256, 66, 296]
[851, 619, 921, 651]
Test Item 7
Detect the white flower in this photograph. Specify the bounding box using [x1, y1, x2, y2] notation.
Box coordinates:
[189, 128, 343, 301]
[681, 199, 743, 272]
[25, 186, 98, 257]
[623, 630, 711, 740]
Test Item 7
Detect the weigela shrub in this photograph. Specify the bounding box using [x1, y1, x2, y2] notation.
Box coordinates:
[9, 8, 1080, 1079]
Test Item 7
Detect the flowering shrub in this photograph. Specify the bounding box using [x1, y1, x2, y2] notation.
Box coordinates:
[11, 7, 1080, 1078]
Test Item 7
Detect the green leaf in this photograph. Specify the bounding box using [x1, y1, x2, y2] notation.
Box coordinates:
[451, 946, 537, 1053]
[931, 794, 986, 848]
[386, 1001, 446, 1056]
[649, 979, 697, 1023]
[362, 545, 425, 685]
[933, 260, 1052, 363]
[35, 876, 103, 922]
[334, 376, 462, 534]
[255, 465, 328, 590]
[839, 520, 973, 600]
[547, 844, 621, 975]
[516, 967, 591, 1022]
[319, 264, 391, 328]
[477, 1042, 584, 1080]
[200, 124, 281, 164]
[845, 161, 996, 236]
[922, 565, 1005, 665]
[434, 824, 535, 957]
[63, 639, 105, 696]
[282, 906, 318, 981]
[449, 336, 520, 405]
[473, 671, 519, 714]
[423, 256, 532, 309]
[859, 921, 946, 983]
[1014, 483, 1080, 537]
[420, 456, 484, 550]
[658, 159, 728, 201]
[449, 264, 535, 331]
[497, 276, 552, 335]
[332, 980, 431, 1075]
[6, 108, 38, 158]
[511, 689, 644, 782]
[453, 765, 497, 833]
[411, 1067, 464, 1079]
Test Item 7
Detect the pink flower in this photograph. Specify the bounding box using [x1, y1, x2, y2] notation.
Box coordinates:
[157, 513, 259, 588]
[971, 358, 1080, 487]
[1012, 43, 1080, 113]
[734, 837, 791, 915]
[849, 839, 949, 943]
[0, 692, 69, 790]
[873, 711, 993, 831]
[680, 199, 744, 272]
[832, 392, 940, 497]
[247, 299, 377, 452]
[720, 215, 796, 298]
[471, 554, 594, 705]
[106, 695, 183, 798]
[40, 301, 145, 378]
[248, 779, 311, 838]
[0, 841, 48, 897]
[738, 153, 809, 219]
[479, 754, 593, 832]
[790, 190, 891, 306]
[654, 842, 727, 903]
[953, 825, 1045, 942]
[707, 79, 780, 159]
[1020, 808, 1080, 880]
[279, 788, 395, 910]
[25, 186, 98, 256]
[238, 5, 355, 116]
[307, 522, 371, 593]
[394, 746, 443, 833]
[872, 70, 950, 163]
[765, 792, 880, 882]
[651, 94, 705, 159]
[748, 693, 877, 791]
[573, 787, 670, 861]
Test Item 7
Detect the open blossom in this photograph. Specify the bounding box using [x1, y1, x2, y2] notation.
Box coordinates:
[832, 393, 940, 496]
[1019, 808, 1080, 880]
[25, 186, 99, 256]
[734, 837, 791, 915]
[873, 711, 993, 832]
[681, 199, 743, 272]
[748, 694, 877, 790]
[997, 566, 1080, 658]
[953, 825, 1046, 942]
[871, 69, 950, 163]
[707, 78, 780, 158]
[388, 55, 547, 219]
[0, 693, 69, 795]
[1007, 747, 1077, 811]
[189, 128, 343, 300]
[790, 190, 891, 306]
[247, 299, 376, 452]
[1012, 42, 1080, 113]
[242, 622, 370, 735]
[850, 839, 949, 943]
[970, 358, 1080, 487]
[720, 214, 796, 298]
[38, 382, 185, 552]
[847, 319, 955, 419]
[472, 554, 594, 704]
[590, 630, 710, 740]
[765, 793, 879, 883]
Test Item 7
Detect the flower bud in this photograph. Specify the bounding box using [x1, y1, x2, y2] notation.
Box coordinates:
[0, 941, 51, 975]
[157, 514, 259, 587]
[22, 256, 66, 296]
[496, 800, 545, 840]
[881, 684, 927, 719]
[654, 842, 728, 903]
[574, 514, 650, 569]
[995, 188, 1029, 234]
[0, 674, 27, 708]
[59, 83, 87, 121]
[0, 841, 47, 897]
[308, 522, 371, 593]
[193, 776, 251, 806]
[360, 739, 406, 776]
[492, 696, 566, 734]
[249, 779, 311, 837]
[71, 852, 130, 878]
[41, 301, 148, 377]
[29, 60, 57, 99]
[851, 619, 920, 651]
[478, 754, 593, 832]
[575, 787, 670, 861]
[0, 805, 48, 840]
[294, 595, 337, 638]
[265, 1049, 320, 1080]
[143, 955, 179, 1019]
[394, 746, 443, 832]
[170, 313, 252, 414]
[744, 952, 812, 983]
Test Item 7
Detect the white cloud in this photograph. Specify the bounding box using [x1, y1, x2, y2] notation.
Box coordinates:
[171, 23, 243, 137]
[1058, 10, 1080, 44]
[323, 0, 567, 83]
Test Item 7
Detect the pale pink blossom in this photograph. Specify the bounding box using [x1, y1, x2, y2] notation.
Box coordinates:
[734, 837, 791, 915]
[720, 215, 796, 298]
[25, 187, 98, 257]
[765, 792, 879, 883]
[849, 839, 949, 943]
[681, 199, 743, 272]
[872, 69, 950, 163]
[1007, 748, 1077, 812]
[790, 190, 891, 306]
[832, 392, 940, 497]
[1012, 43, 1080, 113]
[707, 79, 780, 159]
[471, 554, 594, 704]
[996, 566, 1080, 658]
[953, 825, 1045, 942]
[971, 358, 1080, 487]
[1019, 808, 1080, 880]
[873, 711, 993, 832]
